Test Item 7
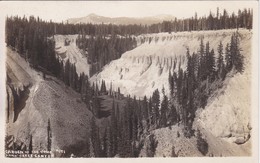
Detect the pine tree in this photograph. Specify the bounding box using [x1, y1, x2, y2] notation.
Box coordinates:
[148, 97, 153, 130]
[80, 74, 85, 99]
[181, 73, 188, 129]
[186, 48, 196, 82]
[142, 95, 149, 122]
[95, 82, 99, 95]
[217, 41, 225, 79]
[176, 66, 183, 104]
[225, 43, 232, 72]
[31, 30, 39, 68]
[146, 134, 158, 157]
[186, 49, 196, 130]
[208, 49, 216, 81]
[84, 75, 91, 106]
[233, 33, 244, 73]
[117, 87, 121, 99]
[160, 88, 168, 127]
[109, 82, 113, 96]
[229, 35, 236, 71]
[103, 80, 107, 93]
[90, 116, 101, 157]
[205, 42, 210, 79]
[225, 33, 244, 73]
[168, 103, 178, 125]
[109, 126, 115, 157]
[110, 99, 118, 156]
[100, 80, 104, 93]
[151, 89, 160, 127]
[168, 70, 174, 96]
[64, 60, 70, 85]
[131, 99, 138, 141]
[103, 127, 112, 157]
[198, 38, 205, 81]
[47, 118, 52, 152]
[28, 134, 33, 154]
[23, 34, 27, 57]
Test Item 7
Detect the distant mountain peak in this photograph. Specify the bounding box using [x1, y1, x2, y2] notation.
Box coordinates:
[87, 13, 104, 18]
[67, 13, 175, 25]
[88, 13, 98, 17]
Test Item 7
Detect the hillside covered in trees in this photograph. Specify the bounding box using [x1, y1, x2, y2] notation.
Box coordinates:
[5, 7, 253, 157]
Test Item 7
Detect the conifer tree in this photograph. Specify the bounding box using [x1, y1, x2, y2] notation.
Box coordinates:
[103, 127, 112, 157]
[198, 38, 205, 81]
[160, 87, 168, 127]
[217, 41, 225, 79]
[146, 134, 158, 157]
[142, 95, 149, 122]
[117, 87, 121, 99]
[205, 42, 210, 79]
[168, 103, 178, 125]
[110, 99, 118, 156]
[232, 33, 244, 73]
[225, 43, 232, 71]
[208, 49, 216, 81]
[47, 118, 52, 152]
[176, 66, 183, 104]
[151, 89, 160, 127]
[90, 116, 101, 157]
[28, 134, 33, 154]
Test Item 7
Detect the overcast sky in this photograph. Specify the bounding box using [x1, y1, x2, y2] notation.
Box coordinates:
[1, 1, 255, 22]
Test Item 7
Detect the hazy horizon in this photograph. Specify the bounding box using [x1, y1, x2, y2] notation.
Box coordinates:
[1, 1, 254, 23]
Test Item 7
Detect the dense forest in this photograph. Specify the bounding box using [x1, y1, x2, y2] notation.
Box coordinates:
[5, 7, 249, 157]
[5, 8, 252, 77]
[6, 8, 253, 38]
[76, 34, 137, 76]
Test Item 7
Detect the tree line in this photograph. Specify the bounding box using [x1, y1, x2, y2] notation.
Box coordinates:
[5, 7, 251, 77]
[6, 16, 60, 76]
[159, 8, 252, 33]
[76, 34, 137, 76]
[6, 7, 253, 39]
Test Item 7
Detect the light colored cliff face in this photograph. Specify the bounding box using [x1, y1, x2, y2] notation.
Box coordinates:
[6, 48, 93, 152]
[194, 29, 252, 146]
[91, 29, 251, 99]
[54, 35, 90, 76]
[91, 29, 252, 156]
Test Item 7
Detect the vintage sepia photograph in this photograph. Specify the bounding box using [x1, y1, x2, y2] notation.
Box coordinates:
[0, 1, 258, 162]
